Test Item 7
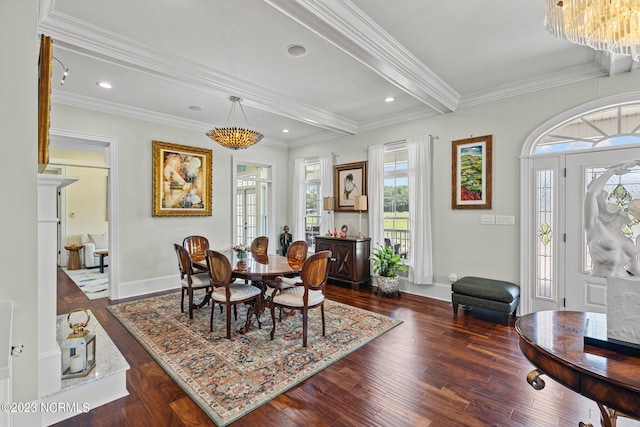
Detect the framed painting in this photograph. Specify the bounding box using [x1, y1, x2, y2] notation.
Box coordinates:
[152, 140, 212, 216]
[334, 161, 367, 212]
[38, 35, 52, 173]
[452, 135, 492, 210]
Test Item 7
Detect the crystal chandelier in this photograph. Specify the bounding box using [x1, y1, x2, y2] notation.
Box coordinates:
[544, 0, 640, 61]
[206, 96, 264, 150]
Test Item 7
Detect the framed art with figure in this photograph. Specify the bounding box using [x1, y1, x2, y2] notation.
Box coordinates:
[452, 135, 492, 210]
[152, 140, 212, 216]
[334, 161, 367, 212]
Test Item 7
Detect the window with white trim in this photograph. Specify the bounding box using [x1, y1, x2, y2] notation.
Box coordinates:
[304, 161, 321, 247]
[383, 146, 409, 258]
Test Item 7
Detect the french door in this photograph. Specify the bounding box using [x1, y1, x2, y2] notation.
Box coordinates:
[236, 188, 257, 246]
[531, 148, 640, 312]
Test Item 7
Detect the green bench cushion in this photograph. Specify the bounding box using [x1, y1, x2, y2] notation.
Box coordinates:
[452, 276, 520, 303]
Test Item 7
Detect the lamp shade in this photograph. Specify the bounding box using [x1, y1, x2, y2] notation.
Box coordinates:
[354, 195, 367, 211]
[323, 196, 335, 211]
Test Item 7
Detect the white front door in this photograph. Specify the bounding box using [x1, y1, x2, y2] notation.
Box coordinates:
[564, 149, 640, 312]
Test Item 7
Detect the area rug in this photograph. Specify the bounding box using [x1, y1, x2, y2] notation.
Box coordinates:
[63, 268, 108, 299]
[107, 291, 401, 426]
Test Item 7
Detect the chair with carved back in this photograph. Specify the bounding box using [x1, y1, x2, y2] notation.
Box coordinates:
[264, 240, 309, 303]
[183, 235, 209, 272]
[250, 236, 269, 256]
[270, 250, 331, 347]
[205, 249, 262, 339]
[173, 244, 211, 319]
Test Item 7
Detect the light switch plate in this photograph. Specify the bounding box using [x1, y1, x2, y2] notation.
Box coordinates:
[496, 215, 515, 225]
[480, 215, 495, 225]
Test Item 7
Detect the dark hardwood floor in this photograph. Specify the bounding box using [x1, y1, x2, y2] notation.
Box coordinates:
[53, 269, 637, 427]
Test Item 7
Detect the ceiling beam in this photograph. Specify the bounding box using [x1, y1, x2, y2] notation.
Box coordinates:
[265, 0, 460, 114]
[38, 3, 358, 135]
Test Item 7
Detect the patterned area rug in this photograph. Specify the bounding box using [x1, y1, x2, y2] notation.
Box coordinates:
[63, 268, 108, 299]
[107, 291, 401, 426]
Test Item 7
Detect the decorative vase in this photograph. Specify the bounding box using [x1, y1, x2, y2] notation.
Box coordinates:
[236, 260, 247, 271]
[376, 275, 399, 297]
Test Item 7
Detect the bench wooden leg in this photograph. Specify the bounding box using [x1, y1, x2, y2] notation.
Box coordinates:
[453, 302, 458, 315]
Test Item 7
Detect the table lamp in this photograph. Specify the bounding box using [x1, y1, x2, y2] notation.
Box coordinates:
[354, 195, 367, 238]
[323, 196, 335, 236]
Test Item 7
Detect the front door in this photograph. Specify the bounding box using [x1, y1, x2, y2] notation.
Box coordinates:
[564, 149, 640, 312]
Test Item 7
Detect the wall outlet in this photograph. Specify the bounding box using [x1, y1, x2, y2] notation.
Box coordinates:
[480, 215, 495, 225]
[496, 215, 515, 225]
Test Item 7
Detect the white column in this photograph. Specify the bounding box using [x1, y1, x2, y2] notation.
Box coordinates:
[38, 175, 77, 396]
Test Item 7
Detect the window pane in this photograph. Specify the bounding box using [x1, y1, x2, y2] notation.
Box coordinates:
[305, 162, 322, 249]
[535, 169, 554, 299]
[384, 147, 410, 258]
[533, 104, 640, 154]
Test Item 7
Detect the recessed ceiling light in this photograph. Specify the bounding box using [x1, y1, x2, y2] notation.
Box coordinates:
[96, 81, 112, 89]
[282, 129, 290, 133]
[287, 44, 307, 57]
[188, 105, 202, 111]
[385, 97, 395, 103]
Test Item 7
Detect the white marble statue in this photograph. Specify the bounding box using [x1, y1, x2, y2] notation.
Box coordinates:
[584, 160, 640, 277]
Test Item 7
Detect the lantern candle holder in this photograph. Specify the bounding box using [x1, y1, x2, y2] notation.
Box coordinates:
[61, 308, 96, 379]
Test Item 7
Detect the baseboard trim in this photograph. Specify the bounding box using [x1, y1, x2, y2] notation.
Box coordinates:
[116, 274, 180, 299]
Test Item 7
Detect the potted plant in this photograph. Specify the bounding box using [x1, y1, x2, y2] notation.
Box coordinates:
[370, 244, 407, 297]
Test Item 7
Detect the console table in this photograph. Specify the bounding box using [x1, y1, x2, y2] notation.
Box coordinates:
[314, 236, 370, 290]
[516, 311, 640, 427]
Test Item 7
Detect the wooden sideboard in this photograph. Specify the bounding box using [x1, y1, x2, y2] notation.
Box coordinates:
[315, 236, 371, 290]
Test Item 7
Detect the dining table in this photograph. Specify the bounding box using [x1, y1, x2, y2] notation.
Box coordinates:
[192, 250, 304, 333]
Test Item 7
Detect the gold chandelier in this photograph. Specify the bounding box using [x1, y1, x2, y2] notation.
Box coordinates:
[206, 96, 264, 150]
[544, 0, 640, 61]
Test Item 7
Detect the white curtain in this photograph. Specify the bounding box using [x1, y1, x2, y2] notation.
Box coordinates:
[367, 144, 385, 251]
[291, 158, 306, 242]
[408, 135, 433, 284]
[319, 153, 334, 235]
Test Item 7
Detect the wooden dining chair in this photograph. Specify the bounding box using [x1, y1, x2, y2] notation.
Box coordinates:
[264, 240, 309, 303]
[286, 240, 308, 264]
[173, 244, 211, 319]
[183, 235, 209, 272]
[205, 249, 263, 338]
[270, 250, 331, 347]
[251, 236, 269, 256]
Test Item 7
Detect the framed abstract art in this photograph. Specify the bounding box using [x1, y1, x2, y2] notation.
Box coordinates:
[152, 140, 212, 216]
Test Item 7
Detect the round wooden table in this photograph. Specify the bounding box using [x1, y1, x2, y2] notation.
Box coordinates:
[516, 311, 640, 427]
[64, 244, 84, 270]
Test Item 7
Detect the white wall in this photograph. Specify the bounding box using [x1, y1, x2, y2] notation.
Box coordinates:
[0, 1, 39, 402]
[288, 71, 640, 299]
[50, 104, 290, 289]
[48, 49, 640, 302]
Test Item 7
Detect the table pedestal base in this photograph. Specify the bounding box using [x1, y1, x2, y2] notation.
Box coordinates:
[527, 369, 635, 427]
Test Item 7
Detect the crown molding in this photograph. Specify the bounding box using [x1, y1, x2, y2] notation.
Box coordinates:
[38, 4, 357, 135]
[51, 91, 289, 149]
[264, 0, 460, 114]
[358, 106, 438, 133]
[459, 62, 608, 108]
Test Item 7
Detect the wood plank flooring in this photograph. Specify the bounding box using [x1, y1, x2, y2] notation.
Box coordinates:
[53, 270, 639, 427]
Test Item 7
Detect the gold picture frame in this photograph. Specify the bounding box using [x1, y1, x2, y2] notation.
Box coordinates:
[334, 161, 367, 212]
[152, 140, 212, 217]
[452, 135, 492, 210]
[38, 35, 52, 173]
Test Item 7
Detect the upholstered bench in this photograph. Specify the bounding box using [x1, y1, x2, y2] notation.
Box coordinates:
[452, 276, 520, 323]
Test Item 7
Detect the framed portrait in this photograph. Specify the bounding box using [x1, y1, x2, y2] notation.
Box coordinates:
[38, 35, 52, 173]
[334, 161, 367, 212]
[152, 140, 212, 217]
[452, 135, 492, 210]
